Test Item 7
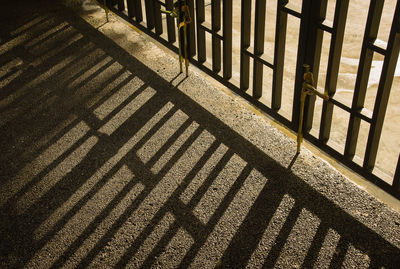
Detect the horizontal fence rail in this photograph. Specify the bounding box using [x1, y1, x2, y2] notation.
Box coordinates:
[98, 0, 400, 199]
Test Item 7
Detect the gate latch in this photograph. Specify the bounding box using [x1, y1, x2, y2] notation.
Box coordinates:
[161, 0, 192, 77]
[297, 64, 329, 153]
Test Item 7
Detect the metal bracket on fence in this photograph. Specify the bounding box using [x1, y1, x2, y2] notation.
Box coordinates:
[161, 0, 191, 77]
[297, 64, 329, 153]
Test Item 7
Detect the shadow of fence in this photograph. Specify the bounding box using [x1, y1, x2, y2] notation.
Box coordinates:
[0, 1, 399, 268]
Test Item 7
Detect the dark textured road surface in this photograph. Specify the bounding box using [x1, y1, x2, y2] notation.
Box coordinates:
[1, 0, 400, 268]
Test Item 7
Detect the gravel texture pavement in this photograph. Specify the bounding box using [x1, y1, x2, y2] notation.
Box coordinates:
[1, 0, 400, 268]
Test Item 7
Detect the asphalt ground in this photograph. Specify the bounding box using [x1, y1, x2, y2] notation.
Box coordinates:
[1, 0, 400, 268]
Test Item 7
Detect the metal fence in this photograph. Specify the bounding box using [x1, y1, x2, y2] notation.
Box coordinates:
[99, 0, 400, 198]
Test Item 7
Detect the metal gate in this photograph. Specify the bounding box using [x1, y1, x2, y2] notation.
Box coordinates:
[98, 0, 400, 198]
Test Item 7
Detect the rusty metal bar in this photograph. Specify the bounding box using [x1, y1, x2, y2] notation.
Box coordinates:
[196, 0, 206, 63]
[344, 0, 384, 159]
[272, 0, 288, 110]
[363, 0, 400, 170]
[319, 0, 349, 142]
[212, 0, 222, 72]
[240, 0, 251, 90]
[223, 0, 232, 79]
[253, 0, 266, 99]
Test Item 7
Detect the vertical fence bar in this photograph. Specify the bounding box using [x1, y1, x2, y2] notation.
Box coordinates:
[117, 0, 125, 11]
[134, 0, 143, 22]
[253, 0, 266, 99]
[292, 0, 327, 131]
[393, 154, 400, 191]
[292, 0, 327, 132]
[196, 0, 206, 63]
[292, 0, 309, 128]
[153, 0, 163, 35]
[304, 0, 326, 132]
[166, 0, 176, 42]
[344, 0, 384, 159]
[240, 0, 251, 90]
[223, 0, 233, 79]
[363, 1, 400, 170]
[187, 0, 196, 57]
[127, 0, 136, 18]
[272, 0, 288, 110]
[126, 0, 136, 18]
[212, 0, 221, 72]
[319, 0, 349, 142]
[145, 0, 155, 29]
